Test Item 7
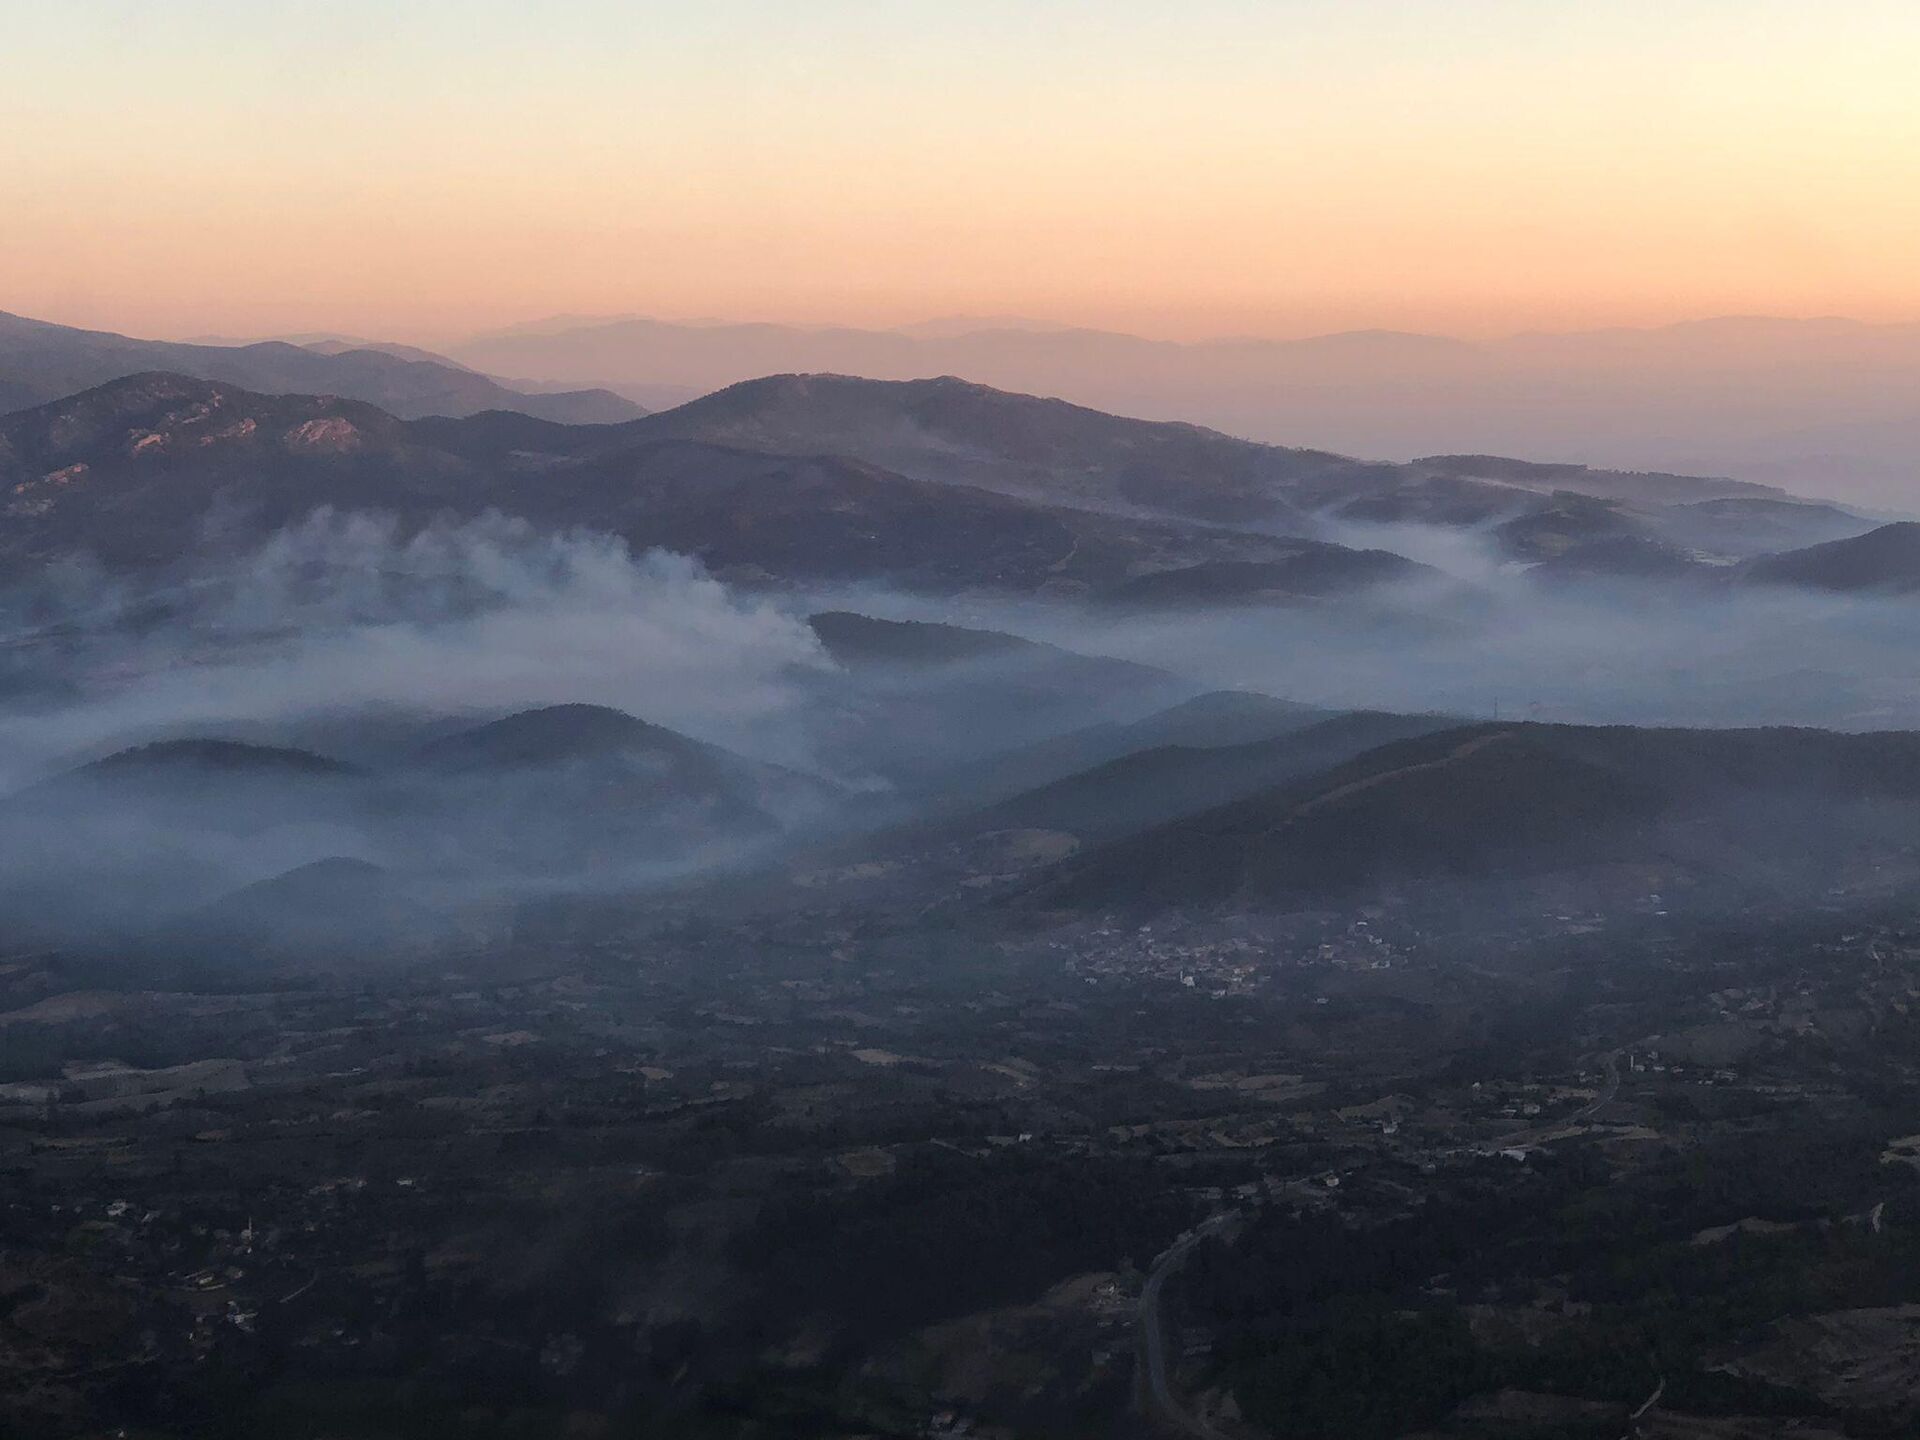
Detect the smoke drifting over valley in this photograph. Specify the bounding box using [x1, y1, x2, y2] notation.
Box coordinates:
[4, 478, 1920, 966]
[830, 524, 1920, 734]
[0, 511, 832, 789]
[4, 368, 1920, 1440]
[22, 11, 1920, 1436]
[1, 336, 1920, 1440]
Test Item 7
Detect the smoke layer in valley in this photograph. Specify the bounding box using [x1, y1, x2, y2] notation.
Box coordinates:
[826, 519, 1920, 733]
[9, 506, 1920, 961]
[0, 513, 843, 955]
[0, 510, 832, 787]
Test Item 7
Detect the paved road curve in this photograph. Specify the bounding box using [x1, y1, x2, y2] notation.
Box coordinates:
[1138, 1212, 1238, 1439]
[1136, 1051, 1624, 1436]
[1466, 1049, 1623, 1156]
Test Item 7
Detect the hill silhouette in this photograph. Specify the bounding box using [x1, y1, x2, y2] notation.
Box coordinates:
[1030, 722, 1920, 909]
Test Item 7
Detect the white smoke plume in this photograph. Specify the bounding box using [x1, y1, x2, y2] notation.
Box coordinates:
[0, 510, 832, 790]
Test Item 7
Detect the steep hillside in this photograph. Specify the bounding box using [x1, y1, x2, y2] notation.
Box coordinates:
[0, 374, 473, 571]
[1030, 722, 1920, 909]
[0, 704, 843, 941]
[925, 690, 1335, 807]
[1741, 522, 1920, 594]
[8, 737, 367, 823]
[620, 372, 1348, 524]
[397, 703, 834, 873]
[0, 736, 377, 940]
[160, 858, 456, 967]
[962, 710, 1455, 843]
[1663, 496, 1875, 557]
[1411, 455, 1776, 508]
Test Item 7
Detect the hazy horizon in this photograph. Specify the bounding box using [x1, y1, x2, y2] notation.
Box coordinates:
[125, 307, 1920, 354]
[16, 10, 1920, 1433]
[9, 299, 1920, 509]
[10, 2, 1920, 341]
[6, 2, 1920, 508]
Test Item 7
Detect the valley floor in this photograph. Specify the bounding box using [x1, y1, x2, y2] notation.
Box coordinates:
[4, 884, 1920, 1438]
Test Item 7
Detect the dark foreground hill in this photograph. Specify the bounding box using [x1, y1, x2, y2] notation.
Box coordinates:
[412, 702, 748, 773]
[398, 703, 835, 874]
[963, 710, 1457, 844]
[1664, 495, 1875, 556]
[923, 690, 1336, 809]
[1741, 522, 1920, 594]
[1029, 722, 1920, 910]
[0, 705, 834, 943]
[6, 737, 368, 828]
[0, 737, 377, 940]
[159, 858, 459, 967]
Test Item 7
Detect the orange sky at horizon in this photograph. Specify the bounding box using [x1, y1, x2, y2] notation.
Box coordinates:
[6, 1, 1920, 346]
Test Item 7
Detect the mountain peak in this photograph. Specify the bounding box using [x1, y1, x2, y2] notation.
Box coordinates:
[411, 703, 695, 770]
[79, 737, 358, 780]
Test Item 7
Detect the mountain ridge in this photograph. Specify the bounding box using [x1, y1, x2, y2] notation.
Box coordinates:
[0, 310, 645, 425]
[1026, 721, 1920, 910]
[0, 372, 1443, 599]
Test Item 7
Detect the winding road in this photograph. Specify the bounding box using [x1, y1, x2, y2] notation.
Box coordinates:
[1457, 1049, 1624, 1157]
[1135, 1051, 1626, 1436]
[1139, 1212, 1238, 1439]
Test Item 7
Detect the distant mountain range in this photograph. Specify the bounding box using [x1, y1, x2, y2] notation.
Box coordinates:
[0, 310, 645, 423]
[618, 375, 1885, 570]
[448, 313, 1920, 509]
[0, 373, 1436, 598]
[0, 368, 1906, 599]
[19, 305, 1917, 505]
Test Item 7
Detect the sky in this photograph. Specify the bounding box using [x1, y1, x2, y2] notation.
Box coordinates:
[6, 0, 1920, 343]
